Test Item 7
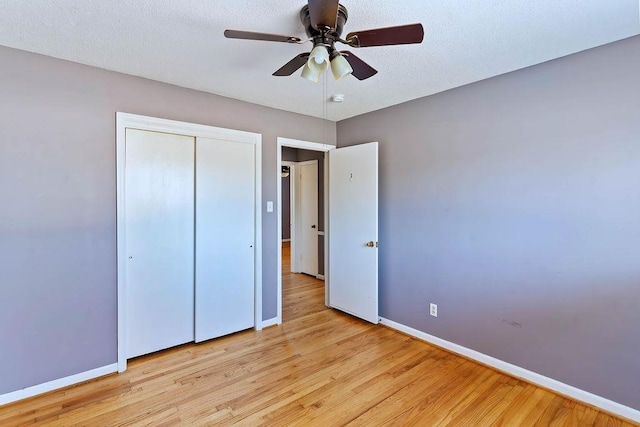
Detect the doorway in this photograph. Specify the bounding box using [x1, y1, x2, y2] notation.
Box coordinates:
[276, 137, 379, 327]
[276, 138, 333, 324]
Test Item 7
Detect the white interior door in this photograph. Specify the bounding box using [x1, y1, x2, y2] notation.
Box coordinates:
[125, 129, 195, 358]
[299, 161, 318, 276]
[195, 137, 255, 342]
[329, 142, 378, 324]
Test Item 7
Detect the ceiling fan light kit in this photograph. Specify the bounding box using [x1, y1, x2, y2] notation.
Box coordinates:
[224, 0, 424, 82]
[310, 45, 330, 67]
[305, 44, 331, 82]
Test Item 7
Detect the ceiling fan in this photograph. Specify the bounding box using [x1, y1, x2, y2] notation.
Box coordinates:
[224, 0, 424, 82]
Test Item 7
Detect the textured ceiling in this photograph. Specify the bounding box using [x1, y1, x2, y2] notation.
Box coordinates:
[0, 1, 638, 121]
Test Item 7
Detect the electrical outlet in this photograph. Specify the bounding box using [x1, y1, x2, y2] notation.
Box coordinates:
[430, 303, 438, 317]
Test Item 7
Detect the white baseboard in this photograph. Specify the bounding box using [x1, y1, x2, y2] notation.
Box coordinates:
[0, 364, 118, 406]
[261, 317, 281, 328]
[379, 318, 640, 424]
[316, 274, 325, 280]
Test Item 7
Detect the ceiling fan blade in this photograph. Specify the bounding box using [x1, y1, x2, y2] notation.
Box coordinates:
[224, 29, 301, 44]
[273, 53, 310, 76]
[346, 23, 424, 48]
[341, 51, 378, 81]
[308, 0, 340, 30]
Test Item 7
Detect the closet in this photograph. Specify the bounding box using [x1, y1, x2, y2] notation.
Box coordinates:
[122, 125, 257, 359]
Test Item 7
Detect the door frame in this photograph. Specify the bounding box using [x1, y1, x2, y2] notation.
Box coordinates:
[276, 137, 335, 325]
[116, 112, 263, 372]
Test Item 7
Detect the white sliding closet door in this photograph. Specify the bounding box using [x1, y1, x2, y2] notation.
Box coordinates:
[195, 137, 255, 342]
[125, 129, 195, 358]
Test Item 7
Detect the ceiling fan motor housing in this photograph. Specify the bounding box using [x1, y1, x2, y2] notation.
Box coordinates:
[300, 4, 348, 49]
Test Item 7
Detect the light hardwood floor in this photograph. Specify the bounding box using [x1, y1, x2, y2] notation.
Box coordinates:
[0, 242, 637, 426]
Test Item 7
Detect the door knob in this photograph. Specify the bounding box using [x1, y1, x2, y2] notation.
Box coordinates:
[366, 241, 375, 247]
[311, 225, 316, 229]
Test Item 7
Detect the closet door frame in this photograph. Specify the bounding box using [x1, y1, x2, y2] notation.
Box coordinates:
[116, 112, 262, 373]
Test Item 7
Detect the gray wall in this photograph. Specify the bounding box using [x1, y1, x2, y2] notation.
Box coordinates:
[281, 147, 297, 240]
[337, 35, 640, 410]
[281, 174, 291, 240]
[282, 147, 298, 162]
[0, 45, 335, 395]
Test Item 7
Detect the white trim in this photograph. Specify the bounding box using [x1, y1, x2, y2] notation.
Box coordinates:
[116, 113, 259, 143]
[254, 136, 263, 331]
[276, 148, 284, 323]
[281, 239, 291, 242]
[323, 151, 329, 307]
[116, 114, 127, 372]
[316, 274, 325, 281]
[116, 112, 263, 371]
[278, 137, 336, 152]
[379, 318, 640, 424]
[276, 138, 335, 324]
[261, 317, 281, 328]
[317, 231, 325, 236]
[0, 364, 117, 406]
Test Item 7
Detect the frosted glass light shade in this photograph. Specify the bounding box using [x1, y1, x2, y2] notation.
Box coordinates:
[308, 46, 330, 73]
[301, 62, 321, 83]
[330, 54, 353, 80]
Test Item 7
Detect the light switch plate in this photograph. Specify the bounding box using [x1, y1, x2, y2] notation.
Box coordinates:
[267, 201, 274, 212]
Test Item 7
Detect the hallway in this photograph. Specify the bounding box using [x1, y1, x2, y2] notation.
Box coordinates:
[282, 242, 326, 322]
